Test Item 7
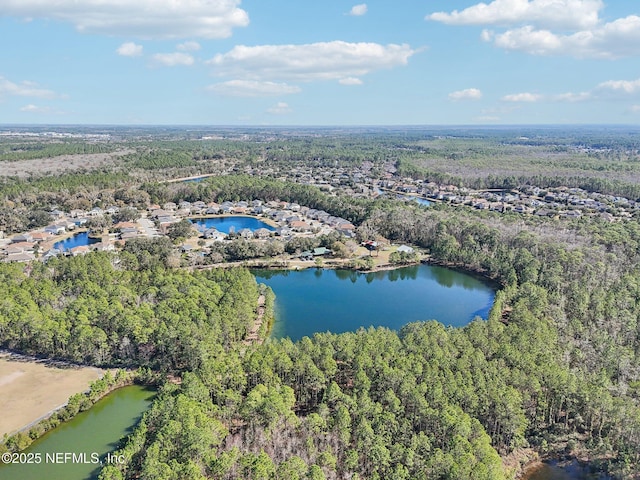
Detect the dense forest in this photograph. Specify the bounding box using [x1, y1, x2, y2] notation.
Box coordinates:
[0, 251, 259, 371]
[0, 140, 115, 162]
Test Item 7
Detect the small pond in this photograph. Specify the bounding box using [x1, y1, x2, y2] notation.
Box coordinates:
[407, 196, 432, 206]
[191, 216, 275, 233]
[53, 232, 100, 252]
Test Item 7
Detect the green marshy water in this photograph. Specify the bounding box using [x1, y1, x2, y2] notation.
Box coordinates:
[0, 385, 155, 480]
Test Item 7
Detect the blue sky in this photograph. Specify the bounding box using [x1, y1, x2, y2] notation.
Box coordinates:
[0, 0, 639, 125]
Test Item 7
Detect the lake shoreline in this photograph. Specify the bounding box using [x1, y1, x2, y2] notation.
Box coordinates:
[198, 250, 503, 288]
[0, 384, 156, 480]
[515, 450, 614, 479]
[1, 366, 138, 453]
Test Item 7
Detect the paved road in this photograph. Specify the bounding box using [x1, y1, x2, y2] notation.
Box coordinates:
[137, 216, 160, 237]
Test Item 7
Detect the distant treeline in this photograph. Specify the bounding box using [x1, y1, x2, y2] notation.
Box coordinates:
[0, 142, 114, 162]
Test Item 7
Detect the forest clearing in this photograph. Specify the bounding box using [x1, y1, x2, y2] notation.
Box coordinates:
[0, 353, 103, 437]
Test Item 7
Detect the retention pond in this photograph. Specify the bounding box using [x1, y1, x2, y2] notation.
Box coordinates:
[0, 385, 155, 480]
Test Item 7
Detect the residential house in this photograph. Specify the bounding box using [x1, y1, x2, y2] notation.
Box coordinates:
[114, 221, 138, 230]
[275, 227, 293, 236]
[92, 242, 115, 252]
[150, 209, 167, 219]
[45, 224, 66, 235]
[253, 228, 272, 239]
[42, 248, 62, 262]
[289, 221, 312, 232]
[203, 229, 226, 241]
[31, 232, 53, 243]
[11, 233, 34, 243]
[4, 252, 36, 263]
[69, 245, 91, 256]
[397, 245, 414, 254]
[238, 228, 254, 239]
[62, 220, 77, 231]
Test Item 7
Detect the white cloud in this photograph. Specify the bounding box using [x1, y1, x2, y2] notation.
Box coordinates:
[502, 92, 543, 102]
[207, 41, 416, 82]
[177, 41, 201, 52]
[449, 88, 483, 100]
[480, 30, 495, 42]
[1, 0, 249, 39]
[19, 104, 66, 115]
[490, 17, 640, 58]
[597, 78, 640, 94]
[0, 76, 58, 99]
[630, 105, 640, 113]
[339, 77, 363, 86]
[539, 77, 640, 104]
[555, 91, 592, 102]
[475, 115, 501, 122]
[348, 4, 368, 16]
[490, 26, 562, 54]
[427, 0, 602, 30]
[207, 80, 301, 97]
[429, 1, 640, 59]
[267, 102, 292, 115]
[117, 42, 143, 57]
[20, 104, 47, 112]
[152, 52, 195, 67]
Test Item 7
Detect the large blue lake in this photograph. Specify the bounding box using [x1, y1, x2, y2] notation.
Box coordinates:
[252, 264, 496, 341]
[53, 232, 100, 252]
[191, 216, 275, 233]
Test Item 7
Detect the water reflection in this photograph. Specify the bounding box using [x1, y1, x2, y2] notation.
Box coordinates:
[53, 231, 100, 252]
[523, 460, 612, 480]
[429, 264, 495, 291]
[190, 216, 275, 234]
[252, 264, 495, 341]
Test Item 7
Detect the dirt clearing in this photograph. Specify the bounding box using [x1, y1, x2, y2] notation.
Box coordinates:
[0, 352, 104, 437]
[0, 150, 132, 177]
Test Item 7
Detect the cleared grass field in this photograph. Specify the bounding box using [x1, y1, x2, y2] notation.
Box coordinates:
[0, 352, 103, 437]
